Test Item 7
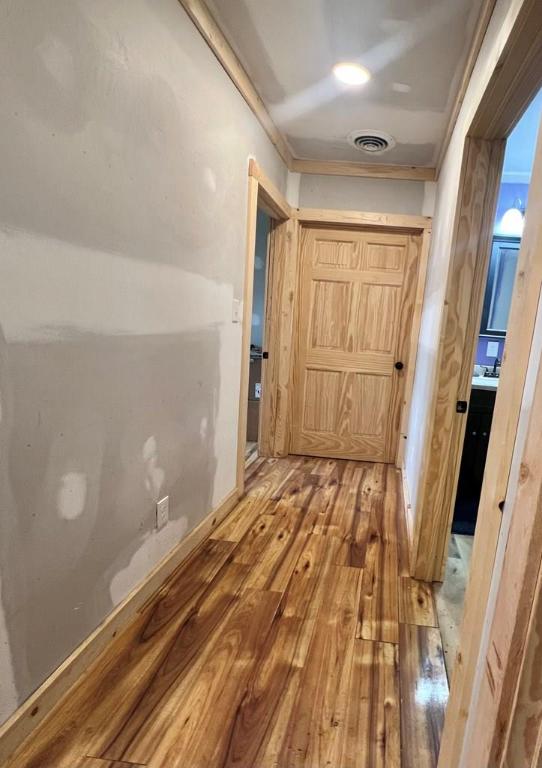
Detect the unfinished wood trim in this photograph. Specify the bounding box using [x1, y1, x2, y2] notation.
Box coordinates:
[248, 159, 291, 220]
[236, 175, 260, 494]
[502, 463, 542, 766]
[294, 207, 431, 233]
[238, 165, 297, 477]
[435, 140, 504, 579]
[435, 0, 497, 173]
[257, 222, 273, 458]
[0, 485, 240, 765]
[290, 158, 436, 182]
[396, 226, 431, 468]
[439, 118, 542, 768]
[177, 0, 293, 167]
[259, 218, 299, 457]
[471, 303, 542, 766]
[387, 234, 425, 463]
[410, 138, 505, 583]
[470, 0, 542, 140]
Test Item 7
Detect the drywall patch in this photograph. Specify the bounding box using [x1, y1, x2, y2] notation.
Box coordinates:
[204, 167, 217, 193]
[108, 514, 189, 606]
[142, 436, 165, 502]
[57, 471, 87, 520]
[37, 35, 75, 92]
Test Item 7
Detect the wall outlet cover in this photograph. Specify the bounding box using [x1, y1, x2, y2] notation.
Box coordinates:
[255, 382, 261, 399]
[156, 496, 169, 531]
[232, 298, 241, 323]
[487, 340, 499, 357]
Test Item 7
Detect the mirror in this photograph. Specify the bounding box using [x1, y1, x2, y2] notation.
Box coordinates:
[480, 236, 521, 337]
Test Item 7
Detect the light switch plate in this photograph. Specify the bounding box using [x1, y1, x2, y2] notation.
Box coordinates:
[487, 340, 499, 357]
[255, 383, 261, 399]
[232, 298, 241, 323]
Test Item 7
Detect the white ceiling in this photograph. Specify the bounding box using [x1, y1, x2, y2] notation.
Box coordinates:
[206, 0, 486, 167]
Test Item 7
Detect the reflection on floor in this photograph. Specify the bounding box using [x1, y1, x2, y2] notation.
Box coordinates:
[434, 534, 474, 678]
[7, 456, 449, 768]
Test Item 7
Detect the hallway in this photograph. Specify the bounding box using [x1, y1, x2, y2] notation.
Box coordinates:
[7, 456, 448, 768]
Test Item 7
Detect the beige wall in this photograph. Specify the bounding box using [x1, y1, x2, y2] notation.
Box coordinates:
[0, 0, 287, 724]
[404, 0, 526, 526]
[298, 173, 431, 215]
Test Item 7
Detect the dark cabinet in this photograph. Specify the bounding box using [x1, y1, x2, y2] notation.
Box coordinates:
[452, 388, 496, 535]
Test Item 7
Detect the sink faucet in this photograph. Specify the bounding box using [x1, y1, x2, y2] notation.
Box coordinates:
[493, 357, 500, 375]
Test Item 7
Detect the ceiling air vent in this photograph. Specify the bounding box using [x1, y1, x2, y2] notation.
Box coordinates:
[347, 129, 396, 155]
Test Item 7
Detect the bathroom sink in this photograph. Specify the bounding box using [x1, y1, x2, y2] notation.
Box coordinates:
[471, 375, 498, 391]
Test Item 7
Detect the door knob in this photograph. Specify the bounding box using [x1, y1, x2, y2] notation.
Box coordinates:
[394, 361, 404, 370]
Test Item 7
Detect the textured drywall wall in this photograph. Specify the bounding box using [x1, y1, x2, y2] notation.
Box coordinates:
[405, 0, 527, 527]
[0, 0, 286, 724]
[298, 173, 427, 214]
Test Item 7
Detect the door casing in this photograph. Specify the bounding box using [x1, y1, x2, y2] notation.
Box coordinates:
[402, 0, 542, 764]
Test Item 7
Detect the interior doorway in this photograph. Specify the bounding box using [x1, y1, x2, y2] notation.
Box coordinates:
[245, 209, 270, 465]
[235, 161, 296, 495]
[435, 89, 542, 676]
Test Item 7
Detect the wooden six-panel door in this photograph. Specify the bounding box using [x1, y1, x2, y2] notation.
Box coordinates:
[291, 226, 420, 462]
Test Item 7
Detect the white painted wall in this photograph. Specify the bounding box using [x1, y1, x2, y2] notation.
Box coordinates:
[0, 0, 286, 724]
[405, 0, 527, 526]
[298, 173, 429, 215]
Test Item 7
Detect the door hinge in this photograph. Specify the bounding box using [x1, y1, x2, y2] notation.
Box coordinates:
[456, 400, 468, 413]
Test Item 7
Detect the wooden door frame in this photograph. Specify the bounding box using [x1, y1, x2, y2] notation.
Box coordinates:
[404, 1, 542, 764]
[439, 119, 542, 768]
[236, 160, 296, 495]
[291, 209, 432, 468]
[410, 137, 506, 584]
[412, 4, 542, 586]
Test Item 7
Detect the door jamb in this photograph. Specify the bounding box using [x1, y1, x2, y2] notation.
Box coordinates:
[437, 115, 542, 768]
[236, 160, 293, 496]
[404, 1, 542, 763]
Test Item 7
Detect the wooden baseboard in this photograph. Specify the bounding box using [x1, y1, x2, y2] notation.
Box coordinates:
[0, 485, 240, 764]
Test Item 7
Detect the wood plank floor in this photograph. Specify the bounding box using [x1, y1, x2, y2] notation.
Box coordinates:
[6, 456, 448, 768]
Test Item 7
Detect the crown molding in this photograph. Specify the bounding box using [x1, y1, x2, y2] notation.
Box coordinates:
[291, 158, 436, 182]
[177, 0, 294, 167]
[436, 0, 497, 174]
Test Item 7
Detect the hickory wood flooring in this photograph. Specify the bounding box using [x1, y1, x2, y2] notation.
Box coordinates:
[6, 456, 448, 768]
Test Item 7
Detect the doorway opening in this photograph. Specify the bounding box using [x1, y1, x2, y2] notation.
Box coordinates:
[245, 209, 270, 466]
[235, 161, 295, 496]
[435, 88, 542, 677]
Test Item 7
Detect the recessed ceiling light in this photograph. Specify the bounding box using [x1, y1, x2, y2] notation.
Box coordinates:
[333, 62, 371, 86]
